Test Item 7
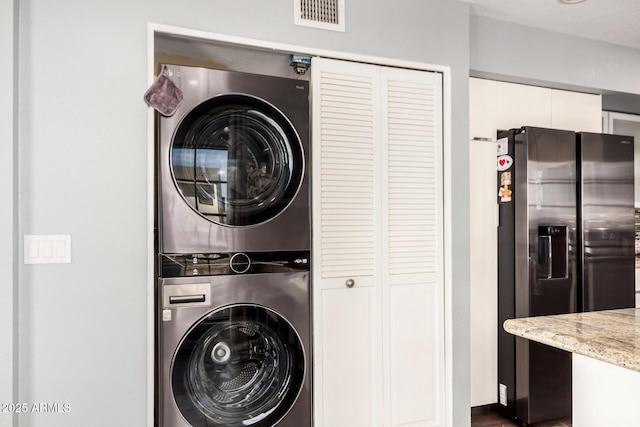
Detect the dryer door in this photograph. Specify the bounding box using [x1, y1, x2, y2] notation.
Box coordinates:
[171, 304, 305, 427]
[170, 94, 305, 227]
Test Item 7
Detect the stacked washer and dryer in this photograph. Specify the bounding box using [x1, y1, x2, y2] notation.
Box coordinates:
[156, 64, 311, 427]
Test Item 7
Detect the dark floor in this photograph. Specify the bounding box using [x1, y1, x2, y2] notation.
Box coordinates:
[471, 409, 571, 427]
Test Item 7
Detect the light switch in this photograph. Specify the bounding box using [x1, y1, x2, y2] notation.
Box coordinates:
[42, 240, 53, 258]
[24, 235, 71, 264]
[56, 240, 67, 258]
[28, 240, 39, 259]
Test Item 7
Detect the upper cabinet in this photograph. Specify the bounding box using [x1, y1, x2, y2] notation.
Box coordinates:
[470, 77, 602, 140]
[496, 81, 552, 130]
[552, 89, 602, 133]
[312, 57, 446, 427]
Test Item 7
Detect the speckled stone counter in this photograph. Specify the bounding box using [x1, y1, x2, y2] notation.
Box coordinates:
[503, 308, 640, 372]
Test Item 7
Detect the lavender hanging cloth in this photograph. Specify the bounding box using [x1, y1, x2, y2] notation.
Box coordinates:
[144, 66, 183, 117]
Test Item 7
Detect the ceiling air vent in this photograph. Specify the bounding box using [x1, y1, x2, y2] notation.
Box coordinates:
[294, 0, 345, 32]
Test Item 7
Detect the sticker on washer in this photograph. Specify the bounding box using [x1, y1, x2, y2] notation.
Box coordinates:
[497, 155, 513, 171]
[497, 137, 509, 156]
[163, 309, 172, 322]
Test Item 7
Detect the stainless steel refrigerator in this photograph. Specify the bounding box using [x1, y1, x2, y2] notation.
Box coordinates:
[496, 127, 635, 425]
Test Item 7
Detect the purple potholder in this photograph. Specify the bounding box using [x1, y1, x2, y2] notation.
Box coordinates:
[144, 66, 183, 117]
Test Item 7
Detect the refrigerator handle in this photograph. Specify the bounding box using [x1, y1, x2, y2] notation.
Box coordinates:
[538, 235, 553, 279]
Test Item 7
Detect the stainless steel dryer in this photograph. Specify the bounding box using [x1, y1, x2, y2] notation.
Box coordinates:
[157, 251, 311, 427]
[157, 64, 310, 254]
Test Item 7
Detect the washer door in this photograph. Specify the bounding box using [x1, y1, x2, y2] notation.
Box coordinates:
[171, 305, 305, 427]
[170, 94, 305, 227]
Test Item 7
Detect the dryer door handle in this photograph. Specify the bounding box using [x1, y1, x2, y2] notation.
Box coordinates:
[169, 294, 206, 304]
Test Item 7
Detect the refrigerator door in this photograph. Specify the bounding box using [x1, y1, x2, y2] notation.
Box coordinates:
[498, 127, 576, 425]
[519, 127, 578, 320]
[579, 133, 635, 311]
[497, 129, 518, 419]
[517, 127, 577, 424]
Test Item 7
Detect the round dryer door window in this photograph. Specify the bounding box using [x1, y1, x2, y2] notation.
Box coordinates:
[170, 94, 305, 226]
[171, 305, 305, 427]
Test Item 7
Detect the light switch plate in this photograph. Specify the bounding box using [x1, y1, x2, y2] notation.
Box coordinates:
[24, 235, 71, 264]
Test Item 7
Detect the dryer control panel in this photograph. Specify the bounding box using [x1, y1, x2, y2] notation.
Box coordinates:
[159, 251, 310, 278]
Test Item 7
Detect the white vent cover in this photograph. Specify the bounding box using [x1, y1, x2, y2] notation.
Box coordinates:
[294, 0, 345, 32]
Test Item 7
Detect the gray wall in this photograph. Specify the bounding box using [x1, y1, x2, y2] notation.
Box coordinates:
[7, 0, 471, 426]
[1, 1, 18, 427]
[16, 1, 150, 426]
[470, 15, 640, 112]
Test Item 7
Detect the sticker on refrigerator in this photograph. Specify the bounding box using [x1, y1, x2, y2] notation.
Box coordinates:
[499, 185, 512, 202]
[497, 155, 513, 171]
[497, 137, 509, 156]
[499, 384, 507, 406]
[501, 172, 512, 186]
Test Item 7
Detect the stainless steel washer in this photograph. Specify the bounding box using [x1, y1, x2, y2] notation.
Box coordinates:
[157, 64, 310, 254]
[157, 251, 311, 427]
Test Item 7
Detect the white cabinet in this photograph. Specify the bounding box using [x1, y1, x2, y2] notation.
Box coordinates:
[573, 354, 640, 427]
[312, 57, 445, 427]
[470, 78, 602, 140]
[469, 78, 498, 142]
[552, 89, 602, 132]
[495, 81, 552, 130]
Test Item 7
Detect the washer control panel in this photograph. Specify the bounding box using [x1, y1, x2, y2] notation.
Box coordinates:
[159, 251, 310, 278]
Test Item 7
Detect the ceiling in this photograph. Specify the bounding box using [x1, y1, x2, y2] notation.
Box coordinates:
[461, 0, 640, 50]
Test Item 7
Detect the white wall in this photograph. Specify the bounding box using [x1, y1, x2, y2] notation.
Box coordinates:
[468, 138, 498, 407]
[9, 1, 471, 426]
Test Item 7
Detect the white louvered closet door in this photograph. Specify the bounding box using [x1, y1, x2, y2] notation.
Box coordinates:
[381, 67, 444, 427]
[311, 57, 382, 427]
[311, 57, 444, 427]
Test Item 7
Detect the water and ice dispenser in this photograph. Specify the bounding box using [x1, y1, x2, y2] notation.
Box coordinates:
[537, 226, 568, 279]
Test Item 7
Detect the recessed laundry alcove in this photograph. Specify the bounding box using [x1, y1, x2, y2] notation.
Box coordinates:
[154, 33, 310, 81]
[149, 25, 453, 427]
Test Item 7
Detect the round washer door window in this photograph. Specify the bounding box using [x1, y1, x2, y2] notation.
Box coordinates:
[171, 305, 305, 427]
[171, 94, 305, 227]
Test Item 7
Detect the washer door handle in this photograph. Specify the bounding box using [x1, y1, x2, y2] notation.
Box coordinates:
[169, 294, 206, 304]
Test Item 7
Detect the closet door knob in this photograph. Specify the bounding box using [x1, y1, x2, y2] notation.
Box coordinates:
[345, 278, 355, 288]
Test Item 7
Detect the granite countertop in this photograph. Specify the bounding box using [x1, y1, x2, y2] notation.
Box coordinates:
[503, 308, 640, 372]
